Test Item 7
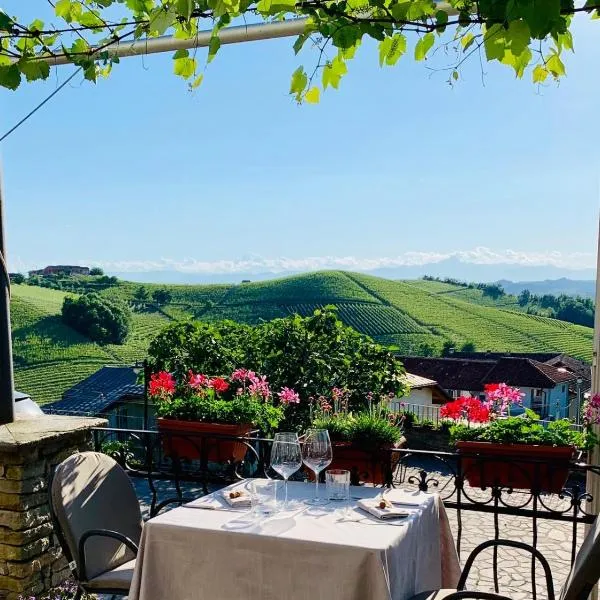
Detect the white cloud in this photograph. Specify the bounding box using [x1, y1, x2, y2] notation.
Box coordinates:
[78, 247, 597, 274]
[11, 247, 595, 275]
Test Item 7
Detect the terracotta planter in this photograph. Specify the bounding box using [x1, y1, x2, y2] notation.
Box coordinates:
[456, 441, 574, 493]
[157, 418, 253, 463]
[307, 440, 404, 485]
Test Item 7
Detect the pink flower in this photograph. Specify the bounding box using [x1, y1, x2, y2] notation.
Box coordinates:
[249, 375, 270, 399]
[484, 383, 524, 416]
[278, 387, 300, 404]
[188, 371, 209, 390]
[149, 371, 175, 398]
[318, 395, 332, 413]
[231, 368, 258, 384]
[584, 394, 600, 426]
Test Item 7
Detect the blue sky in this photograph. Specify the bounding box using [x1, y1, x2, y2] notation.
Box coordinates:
[1, 5, 599, 277]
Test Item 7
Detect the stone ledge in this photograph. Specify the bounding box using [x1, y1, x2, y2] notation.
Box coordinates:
[0, 415, 107, 453]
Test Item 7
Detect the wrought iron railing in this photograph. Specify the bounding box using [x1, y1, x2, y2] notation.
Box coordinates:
[92, 426, 599, 599]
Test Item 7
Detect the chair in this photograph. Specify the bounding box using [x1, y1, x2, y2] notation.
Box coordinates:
[409, 516, 600, 600]
[49, 451, 143, 599]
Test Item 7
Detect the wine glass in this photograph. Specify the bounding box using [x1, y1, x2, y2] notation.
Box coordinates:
[270, 432, 302, 510]
[302, 429, 333, 505]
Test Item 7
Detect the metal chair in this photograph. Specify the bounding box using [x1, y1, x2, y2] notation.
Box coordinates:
[49, 451, 143, 599]
[410, 520, 600, 600]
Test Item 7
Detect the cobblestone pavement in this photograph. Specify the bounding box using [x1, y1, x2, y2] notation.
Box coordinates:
[116, 475, 584, 600]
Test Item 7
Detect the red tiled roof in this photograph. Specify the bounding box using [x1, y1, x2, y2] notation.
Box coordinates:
[482, 357, 576, 388]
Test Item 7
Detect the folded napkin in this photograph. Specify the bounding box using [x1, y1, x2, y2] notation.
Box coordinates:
[356, 498, 413, 520]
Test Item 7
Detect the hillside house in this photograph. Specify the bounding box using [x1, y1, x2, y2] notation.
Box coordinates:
[43, 365, 147, 428]
[400, 355, 578, 419]
[399, 373, 451, 407]
[28, 265, 90, 277]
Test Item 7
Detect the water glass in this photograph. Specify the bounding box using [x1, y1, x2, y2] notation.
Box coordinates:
[250, 479, 278, 516]
[326, 469, 350, 502]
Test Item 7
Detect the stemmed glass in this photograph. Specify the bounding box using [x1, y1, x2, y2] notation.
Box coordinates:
[270, 432, 302, 510]
[302, 429, 333, 505]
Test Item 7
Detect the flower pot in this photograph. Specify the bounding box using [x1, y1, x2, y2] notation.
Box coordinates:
[307, 440, 405, 485]
[456, 441, 574, 493]
[157, 418, 253, 463]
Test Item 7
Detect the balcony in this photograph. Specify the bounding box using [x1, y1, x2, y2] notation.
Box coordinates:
[91, 426, 598, 600]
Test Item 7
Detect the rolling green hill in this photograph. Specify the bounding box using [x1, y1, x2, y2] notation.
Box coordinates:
[10, 271, 594, 405]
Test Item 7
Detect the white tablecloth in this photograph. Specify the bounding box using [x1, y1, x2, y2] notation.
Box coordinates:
[129, 481, 459, 600]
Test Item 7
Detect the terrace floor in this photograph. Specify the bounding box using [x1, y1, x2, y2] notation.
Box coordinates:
[120, 470, 582, 600]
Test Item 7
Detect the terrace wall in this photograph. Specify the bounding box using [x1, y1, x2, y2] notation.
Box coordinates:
[0, 414, 106, 599]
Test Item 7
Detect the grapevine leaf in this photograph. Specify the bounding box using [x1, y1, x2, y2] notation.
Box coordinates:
[290, 66, 307, 95]
[546, 52, 566, 77]
[173, 50, 197, 79]
[19, 59, 50, 82]
[208, 36, 220, 63]
[414, 32, 434, 61]
[461, 32, 475, 50]
[532, 64, 548, 83]
[305, 87, 320, 103]
[484, 24, 506, 61]
[0, 65, 21, 90]
[322, 55, 347, 89]
[191, 73, 204, 89]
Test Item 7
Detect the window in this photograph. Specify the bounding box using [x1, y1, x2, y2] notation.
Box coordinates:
[562, 385, 566, 393]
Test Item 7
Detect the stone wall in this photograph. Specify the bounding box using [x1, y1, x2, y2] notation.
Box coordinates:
[0, 414, 106, 599]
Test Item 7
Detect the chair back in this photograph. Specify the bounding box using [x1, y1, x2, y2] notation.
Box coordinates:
[560, 516, 600, 600]
[50, 451, 142, 581]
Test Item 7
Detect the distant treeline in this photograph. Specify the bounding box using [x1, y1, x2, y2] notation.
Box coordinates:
[422, 276, 595, 328]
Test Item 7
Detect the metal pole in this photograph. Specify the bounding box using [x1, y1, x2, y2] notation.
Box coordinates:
[11, 2, 459, 68]
[0, 166, 15, 425]
[20, 19, 310, 67]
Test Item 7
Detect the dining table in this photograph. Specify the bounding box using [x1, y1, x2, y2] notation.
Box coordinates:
[129, 480, 460, 600]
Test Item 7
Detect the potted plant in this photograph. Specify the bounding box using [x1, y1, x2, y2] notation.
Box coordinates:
[311, 389, 405, 484]
[443, 383, 585, 492]
[150, 368, 289, 463]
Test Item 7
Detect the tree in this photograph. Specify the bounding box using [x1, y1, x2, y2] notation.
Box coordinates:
[0, 3, 588, 100]
[480, 283, 505, 300]
[518, 289, 532, 307]
[133, 286, 150, 304]
[90, 267, 104, 276]
[62, 293, 131, 345]
[148, 308, 407, 430]
[441, 340, 456, 357]
[9, 273, 25, 285]
[152, 288, 173, 306]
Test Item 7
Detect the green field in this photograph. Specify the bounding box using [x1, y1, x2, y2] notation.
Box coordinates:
[11, 271, 594, 405]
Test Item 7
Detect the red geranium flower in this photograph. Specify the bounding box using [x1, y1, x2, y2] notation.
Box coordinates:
[441, 396, 490, 423]
[209, 377, 230, 393]
[149, 371, 175, 398]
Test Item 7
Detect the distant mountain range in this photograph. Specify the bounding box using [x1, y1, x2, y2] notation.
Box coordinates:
[498, 278, 596, 298]
[110, 257, 596, 293]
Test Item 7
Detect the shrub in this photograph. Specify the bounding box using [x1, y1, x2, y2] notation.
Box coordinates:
[147, 308, 407, 431]
[62, 293, 131, 344]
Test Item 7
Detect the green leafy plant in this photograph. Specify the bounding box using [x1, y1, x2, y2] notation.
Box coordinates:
[150, 369, 287, 434]
[0, 2, 588, 98]
[449, 411, 586, 449]
[311, 388, 403, 449]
